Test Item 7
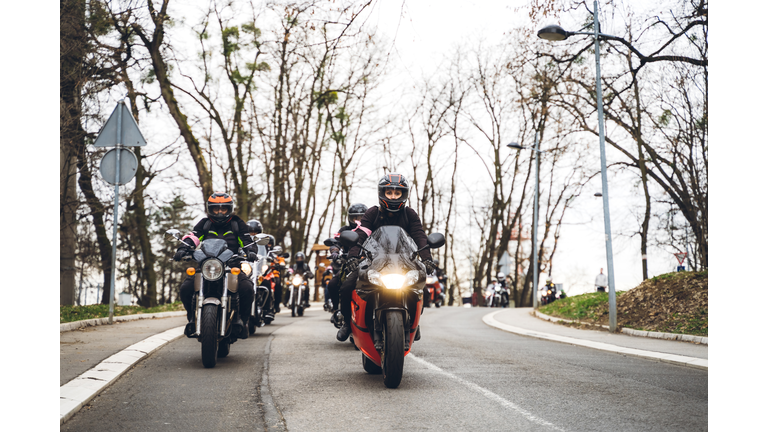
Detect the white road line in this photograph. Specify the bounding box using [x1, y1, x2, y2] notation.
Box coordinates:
[409, 354, 568, 432]
[60, 326, 185, 425]
[483, 310, 708, 370]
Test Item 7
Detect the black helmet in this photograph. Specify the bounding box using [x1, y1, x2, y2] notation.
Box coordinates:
[246, 219, 263, 234]
[265, 235, 276, 249]
[206, 192, 234, 224]
[347, 203, 368, 225]
[296, 252, 306, 263]
[378, 173, 409, 213]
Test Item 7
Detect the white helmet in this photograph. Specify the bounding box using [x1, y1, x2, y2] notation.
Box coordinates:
[496, 272, 505, 280]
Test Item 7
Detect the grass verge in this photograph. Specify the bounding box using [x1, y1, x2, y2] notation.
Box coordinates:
[60, 302, 185, 324]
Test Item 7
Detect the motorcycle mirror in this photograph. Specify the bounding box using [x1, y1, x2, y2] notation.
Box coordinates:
[256, 236, 270, 246]
[165, 229, 182, 240]
[338, 231, 359, 250]
[323, 238, 337, 247]
[426, 233, 446, 249]
[282, 252, 290, 258]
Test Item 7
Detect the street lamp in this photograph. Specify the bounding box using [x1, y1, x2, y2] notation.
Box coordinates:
[507, 138, 546, 310]
[537, 0, 618, 332]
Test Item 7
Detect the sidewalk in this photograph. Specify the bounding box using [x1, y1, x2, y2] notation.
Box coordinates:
[485, 307, 707, 369]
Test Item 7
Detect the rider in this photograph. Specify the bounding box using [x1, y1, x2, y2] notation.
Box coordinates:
[544, 278, 557, 303]
[494, 272, 510, 307]
[174, 192, 254, 339]
[290, 252, 314, 307]
[326, 203, 368, 313]
[335, 173, 437, 342]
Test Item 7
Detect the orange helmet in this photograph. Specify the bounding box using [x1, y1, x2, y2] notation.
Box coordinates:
[206, 192, 234, 224]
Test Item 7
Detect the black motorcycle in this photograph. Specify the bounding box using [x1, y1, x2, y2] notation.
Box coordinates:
[166, 229, 268, 368]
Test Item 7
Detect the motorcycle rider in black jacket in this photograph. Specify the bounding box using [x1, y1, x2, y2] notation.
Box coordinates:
[336, 174, 437, 342]
[174, 192, 254, 339]
[326, 203, 368, 312]
[289, 252, 314, 307]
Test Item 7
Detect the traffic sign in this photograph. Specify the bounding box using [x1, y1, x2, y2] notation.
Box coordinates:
[93, 100, 147, 147]
[99, 148, 138, 185]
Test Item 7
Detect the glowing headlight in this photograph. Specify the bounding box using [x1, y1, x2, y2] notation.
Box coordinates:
[368, 270, 383, 286]
[426, 276, 437, 284]
[381, 274, 406, 290]
[292, 274, 303, 286]
[202, 259, 224, 281]
[261, 263, 270, 275]
[241, 263, 252, 276]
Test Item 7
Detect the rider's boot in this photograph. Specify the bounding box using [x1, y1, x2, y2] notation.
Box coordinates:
[336, 321, 352, 342]
[230, 294, 248, 339]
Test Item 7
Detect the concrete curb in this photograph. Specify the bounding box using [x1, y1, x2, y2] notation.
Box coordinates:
[60, 326, 185, 425]
[483, 310, 707, 371]
[60, 311, 187, 332]
[533, 310, 708, 345]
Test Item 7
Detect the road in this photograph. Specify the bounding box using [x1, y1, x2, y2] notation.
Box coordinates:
[61, 306, 707, 431]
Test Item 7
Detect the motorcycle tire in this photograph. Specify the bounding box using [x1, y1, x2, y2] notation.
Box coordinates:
[200, 304, 220, 368]
[435, 301, 441, 308]
[382, 311, 405, 389]
[298, 307, 304, 317]
[291, 303, 297, 317]
[248, 319, 257, 335]
[217, 340, 230, 358]
[362, 353, 382, 374]
[264, 318, 273, 325]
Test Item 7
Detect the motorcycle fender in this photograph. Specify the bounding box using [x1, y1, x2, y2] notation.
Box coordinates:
[203, 298, 221, 306]
[226, 272, 238, 293]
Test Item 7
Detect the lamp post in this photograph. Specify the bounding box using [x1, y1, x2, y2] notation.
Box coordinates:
[537, 0, 618, 332]
[508, 136, 545, 310]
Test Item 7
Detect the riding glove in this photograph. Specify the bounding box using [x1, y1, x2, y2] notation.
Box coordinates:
[423, 259, 437, 274]
[173, 248, 189, 262]
[345, 257, 360, 273]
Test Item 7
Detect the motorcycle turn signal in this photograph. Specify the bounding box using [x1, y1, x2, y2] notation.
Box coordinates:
[186, 268, 196, 276]
[230, 267, 241, 275]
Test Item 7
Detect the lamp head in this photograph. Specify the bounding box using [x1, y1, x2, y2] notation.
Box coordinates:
[537, 24, 570, 41]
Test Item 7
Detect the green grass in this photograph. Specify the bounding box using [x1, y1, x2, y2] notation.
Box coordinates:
[538, 291, 624, 322]
[60, 302, 185, 324]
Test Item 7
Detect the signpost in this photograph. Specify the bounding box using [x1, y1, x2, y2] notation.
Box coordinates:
[93, 100, 147, 323]
[675, 252, 688, 272]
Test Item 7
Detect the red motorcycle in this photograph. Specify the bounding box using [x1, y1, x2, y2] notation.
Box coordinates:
[338, 227, 445, 388]
[423, 274, 444, 308]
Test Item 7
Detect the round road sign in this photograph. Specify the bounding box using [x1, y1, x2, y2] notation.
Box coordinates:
[99, 148, 138, 185]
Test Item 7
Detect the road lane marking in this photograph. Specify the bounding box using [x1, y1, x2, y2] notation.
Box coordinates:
[60, 326, 185, 425]
[483, 310, 707, 370]
[409, 354, 568, 432]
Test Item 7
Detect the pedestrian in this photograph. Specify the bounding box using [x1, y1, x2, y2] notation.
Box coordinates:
[595, 268, 607, 292]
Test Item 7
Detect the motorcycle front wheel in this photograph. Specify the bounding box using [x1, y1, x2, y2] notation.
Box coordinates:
[200, 304, 220, 368]
[382, 311, 405, 388]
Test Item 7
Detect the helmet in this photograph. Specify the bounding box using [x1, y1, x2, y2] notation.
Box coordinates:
[546, 278, 552, 284]
[265, 235, 276, 249]
[272, 245, 282, 254]
[378, 173, 409, 213]
[496, 272, 505, 281]
[206, 192, 234, 224]
[296, 252, 306, 263]
[347, 203, 368, 225]
[247, 219, 263, 234]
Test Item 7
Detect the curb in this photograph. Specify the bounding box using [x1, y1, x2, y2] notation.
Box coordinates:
[60, 311, 187, 332]
[533, 310, 708, 345]
[483, 310, 707, 371]
[60, 325, 185, 425]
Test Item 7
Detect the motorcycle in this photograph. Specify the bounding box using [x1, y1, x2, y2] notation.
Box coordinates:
[337, 227, 445, 388]
[287, 269, 312, 317]
[165, 229, 269, 368]
[485, 281, 509, 308]
[257, 248, 289, 325]
[540, 285, 558, 306]
[243, 243, 273, 334]
[423, 274, 444, 308]
[321, 264, 335, 312]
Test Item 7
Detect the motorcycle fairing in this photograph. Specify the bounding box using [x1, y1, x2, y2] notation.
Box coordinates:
[351, 290, 380, 364]
[355, 226, 426, 302]
[193, 238, 234, 263]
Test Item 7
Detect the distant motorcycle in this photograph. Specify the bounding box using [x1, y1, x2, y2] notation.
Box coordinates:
[541, 286, 558, 306]
[287, 270, 312, 317]
[485, 281, 509, 308]
[165, 229, 268, 368]
[423, 274, 444, 308]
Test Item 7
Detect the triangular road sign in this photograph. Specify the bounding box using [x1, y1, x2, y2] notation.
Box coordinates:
[93, 100, 147, 147]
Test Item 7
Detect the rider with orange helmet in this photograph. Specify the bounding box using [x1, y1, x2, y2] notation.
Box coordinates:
[175, 192, 254, 339]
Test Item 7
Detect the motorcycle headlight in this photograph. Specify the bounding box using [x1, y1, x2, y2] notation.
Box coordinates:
[405, 270, 420, 287]
[381, 273, 406, 290]
[261, 263, 270, 275]
[202, 259, 224, 281]
[241, 263, 252, 277]
[292, 274, 303, 286]
[426, 276, 437, 284]
[547, 290, 552, 295]
[368, 270, 383, 286]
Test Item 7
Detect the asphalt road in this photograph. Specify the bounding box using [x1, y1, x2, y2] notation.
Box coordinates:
[62, 306, 707, 431]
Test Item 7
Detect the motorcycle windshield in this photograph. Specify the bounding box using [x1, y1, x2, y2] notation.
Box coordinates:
[193, 239, 234, 263]
[361, 225, 424, 287]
